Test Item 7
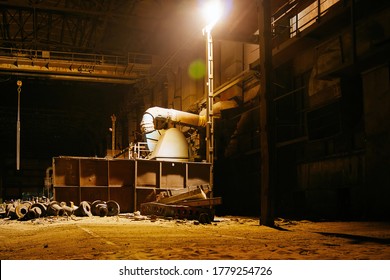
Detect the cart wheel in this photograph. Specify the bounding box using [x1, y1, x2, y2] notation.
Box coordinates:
[198, 212, 211, 224]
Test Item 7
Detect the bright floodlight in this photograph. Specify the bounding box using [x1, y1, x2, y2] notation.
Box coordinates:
[202, 0, 223, 31]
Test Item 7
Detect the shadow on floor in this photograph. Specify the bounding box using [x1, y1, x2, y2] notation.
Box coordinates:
[314, 232, 390, 245]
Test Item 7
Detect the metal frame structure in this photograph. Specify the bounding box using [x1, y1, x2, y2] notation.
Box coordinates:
[0, 46, 152, 83]
[52, 156, 212, 213]
[0, 1, 143, 52]
[0, 1, 158, 83]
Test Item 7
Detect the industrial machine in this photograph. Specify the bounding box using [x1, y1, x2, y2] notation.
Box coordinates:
[51, 106, 229, 220]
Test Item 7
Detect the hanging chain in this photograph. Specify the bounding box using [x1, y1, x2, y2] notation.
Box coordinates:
[16, 80, 22, 120]
[16, 80, 22, 170]
[17, 80, 22, 94]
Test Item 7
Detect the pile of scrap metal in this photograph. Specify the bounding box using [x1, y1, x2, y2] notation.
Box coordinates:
[0, 199, 120, 220]
[140, 184, 222, 224]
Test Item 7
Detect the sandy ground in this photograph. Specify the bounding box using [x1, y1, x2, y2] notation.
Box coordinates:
[0, 215, 390, 260]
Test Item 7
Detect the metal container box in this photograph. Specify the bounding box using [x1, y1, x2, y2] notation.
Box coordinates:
[52, 157, 212, 212]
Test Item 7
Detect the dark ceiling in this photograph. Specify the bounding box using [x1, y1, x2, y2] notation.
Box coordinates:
[0, 0, 272, 87]
[0, 0, 287, 162]
[0, 0, 265, 57]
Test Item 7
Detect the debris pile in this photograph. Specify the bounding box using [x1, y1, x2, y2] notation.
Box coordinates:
[0, 199, 120, 221]
[140, 185, 222, 224]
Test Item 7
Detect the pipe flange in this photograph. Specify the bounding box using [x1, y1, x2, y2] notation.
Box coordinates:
[91, 200, 103, 216]
[26, 206, 42, 220]
[97, 204, 108, 217]
[74, 201, 92, 217]
[6, 204, 17, 219]
[91, 200, 108, 217]
[30, 203, 47, 217]
[47, 201, 65, 216]
[15, 202, 32, 219]
[106, 200, 120, 216]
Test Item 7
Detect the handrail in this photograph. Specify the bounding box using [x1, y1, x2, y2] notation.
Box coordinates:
[272, 0, 342, 41]
[0, 46, 152, 66]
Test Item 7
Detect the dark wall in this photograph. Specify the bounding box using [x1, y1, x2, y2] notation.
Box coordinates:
[0, 77, 129, 200]
[362, 66, 390, 219]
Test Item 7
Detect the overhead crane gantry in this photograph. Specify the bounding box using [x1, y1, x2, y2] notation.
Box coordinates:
[0, 0, 155, 83]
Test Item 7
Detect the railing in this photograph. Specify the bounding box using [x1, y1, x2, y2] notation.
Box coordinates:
[0, 47, 152, 66]
[272, 0, 342, 42]
[129, 142, 150, 159]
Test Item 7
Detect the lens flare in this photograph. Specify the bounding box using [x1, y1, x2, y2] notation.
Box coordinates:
[188, 59, 206, 80]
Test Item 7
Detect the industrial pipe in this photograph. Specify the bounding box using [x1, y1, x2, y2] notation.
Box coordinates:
[15, 201, 32, 219]
[0, 203, 6, 217]
[60, 202, 74, 216]
[26, 206, 42, 220]
[44, 167, 53, 198]
[6, 203, 18, 220]
[140, 102, 237, 153]
[140, 102, 237, 135]
[31, 202, 47, 216]
[47, 201, 65, 216]
[73, 201, 92, 217]
[91, 200, 108, 217]
[140, 107, 207, 134]
[212, 100, 237, 115]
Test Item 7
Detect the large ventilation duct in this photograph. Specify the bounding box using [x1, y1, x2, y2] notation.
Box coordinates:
[140, 101, 238, 158]
[140, 101, 237, 135]
[212, 100, 237, 115]
[149, 127, 189, 161]
[140, 107, 207, 153]
[140, 107, 207, 134]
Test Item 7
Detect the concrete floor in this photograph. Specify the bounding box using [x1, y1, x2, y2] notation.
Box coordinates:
[1, 215, 390, 260]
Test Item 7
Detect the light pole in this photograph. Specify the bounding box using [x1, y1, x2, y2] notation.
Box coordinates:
[204, 26, 214, 164]
[16, 80, 22, 170]
[202, 0, 222, 164]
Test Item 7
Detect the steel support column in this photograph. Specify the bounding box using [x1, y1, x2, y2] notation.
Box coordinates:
[258, 0, 274, 227]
